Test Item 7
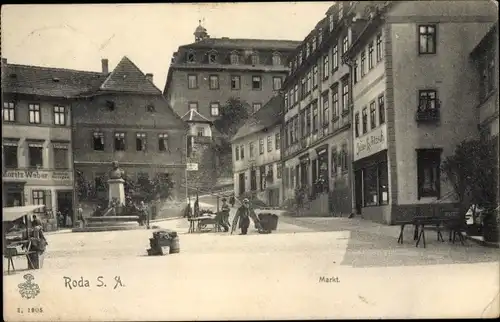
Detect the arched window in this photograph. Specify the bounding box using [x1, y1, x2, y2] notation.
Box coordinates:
[230, 52, 239, 64]
[272, 53, 281, 66]
[251, 53, 259, 65]
[208, 51, 217, 64]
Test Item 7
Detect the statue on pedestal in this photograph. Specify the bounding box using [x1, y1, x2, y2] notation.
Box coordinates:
[107, 161, 126, 210]
[109, 161, 124, 180]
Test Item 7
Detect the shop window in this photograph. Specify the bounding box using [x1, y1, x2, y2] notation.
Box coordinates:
[28, 143, 43, 168]
[363, 165, 379, 206]
[93, 131, 105, 151]
[53, 147, 69, 169]
[378, 161, 389, 205]
[3, 143, 18, 168]
[417, 149, 441, 199]
[114, 132, 126, 151]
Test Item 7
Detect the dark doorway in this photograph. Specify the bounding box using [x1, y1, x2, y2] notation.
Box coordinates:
[354, 170, 363, 214]
[238, 173, 245, 195]
[250, 169, 257, 191]
[57, 190, 73, 227]
[5, 191, 23, 207]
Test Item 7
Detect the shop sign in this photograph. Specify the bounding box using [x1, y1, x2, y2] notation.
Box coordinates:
[3, 169, 73, 182]
[354, 125, 387, 161]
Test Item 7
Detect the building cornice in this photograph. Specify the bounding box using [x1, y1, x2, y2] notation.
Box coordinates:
[169, 63, 290, 73]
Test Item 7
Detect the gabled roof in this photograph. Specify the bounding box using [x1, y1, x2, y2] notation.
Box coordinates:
[181, 109, 212, 123]
[99, 56, 162, 95]
[181, 38, 301, 51]
[2, 64, 105, 98]
[231, 94, 283, 142]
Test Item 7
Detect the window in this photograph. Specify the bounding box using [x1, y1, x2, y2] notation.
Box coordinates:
[93, 131, 104, 151]
[249, 142, 255, 157]
[312, 103, 318, 133]
[273, 77, 282, 91]
[235, 146, 239, 161]
[300, 111, 306, 138]
[419, 25, 437, 54]
[294, 84, 299, 102]
[210, 103, 220, 116]
[332, 45, 338, 71]
[28, 142, 43, 168]
[341, 144, 348, 172]
[158, 134, 169, 152]
[370, 101, 377, 130]
[312, 37, 317, 51]
[136, 133, 147, 151]
[289, 89, 294, 107]
[231, 75, 241, 90]
[114, 132, 126, 151]
[250, 169, 257, 191]
[362, 108, 368, 134]
[251, 54, 259, 65]
[417, 149, 441, 199]
[342, 36, 349, 54]
[307, 71, 312, 93]
[32, 191, 45, 212]
[353, 59, 358, 84]
[260, 165, 266, 190]
[197, 127, 204, 137]
[322, 93, 330, 128]
[313, 65, 318, 88]
[259, 138, 264, 154]
[284, 94, 289, 110]
[331, 148, 338, 176]
[272, 54, 281, 66]
[329, 14, 334, 31]
[53, 146, 68, 169]
[189, 102, 198, 111]
[267, 135, 273, 152]
[29, 104, 41, 124]
[378, 95, 385, 124]
[188, 74, 198, 89]
[298, 51, 303, 64]
[208, 52, 217, 64]
[3, 102, 15, 122]
[306, 44, 310, 58]
[252, 76, 262, 90]
[293, 116, 299, 143]
[253, 103, 262, 113]
[341, 79, 349, 112]
[368, 42, 374, 70]
[240, 145, 244, 160]
[360, 51, 366, 77]
[186, 51, 196, 63]
[3, 143, 18, 168]
[418, 90, 437, 111]
[306, 107, 311, 135]
[209, 75, 219, 90]
[323, 55, 329, 79]
[318, 29, 323, 44]
[301, 78, 307, 99]
[378, 161, 389, 205]
[277, 163, 282, 179]
[354, 112, 360, 137]
[230, 53, 239, 65]
[94, 174, 106, 191]
[275, 132, 280, 150]
[376, 33, 383, 62]
[363, 164, 387, 207]
[332, 86, 339, 119]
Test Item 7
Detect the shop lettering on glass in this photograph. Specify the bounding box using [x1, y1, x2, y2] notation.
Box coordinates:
[356, 129, 385, 157]
[3, 170, 70, 181]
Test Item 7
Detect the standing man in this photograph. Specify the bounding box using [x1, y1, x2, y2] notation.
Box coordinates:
[77, 204, 84, 225]
[218, 198, 231, 232]
[231, 198, 261, 235]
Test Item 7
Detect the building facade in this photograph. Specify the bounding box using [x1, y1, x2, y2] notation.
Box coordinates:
[231, 95, 283, 206]
[344, 0, 498, 224]
[1, 58, 95, 222]
[72, 57, 188, 204]
[281, 2, 362, 216]
[163, 22, 300, 188]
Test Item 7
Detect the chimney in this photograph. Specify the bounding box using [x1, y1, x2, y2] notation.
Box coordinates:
[101, 59, 109, 74]
[145, 73, 153, 83]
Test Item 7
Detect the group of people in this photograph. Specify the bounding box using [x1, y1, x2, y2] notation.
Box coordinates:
[217, 196, 261, 235]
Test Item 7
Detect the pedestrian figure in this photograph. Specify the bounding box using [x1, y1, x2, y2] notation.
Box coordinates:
[56, 210, 63, 228]
[65, 213, 73, 227]
[32, 215, 43, 228]
[139, 201, 150, 228]
[218, 198, 230, 232]
[77, 204, 84, 225]
[231, 198, 261, 235]
[229, 194, 235, 208]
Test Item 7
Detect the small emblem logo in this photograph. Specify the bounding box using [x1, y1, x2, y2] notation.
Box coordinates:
[18, 274, 40, 299]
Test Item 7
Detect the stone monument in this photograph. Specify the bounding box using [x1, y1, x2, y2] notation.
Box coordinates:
[108, 161, 125, 208]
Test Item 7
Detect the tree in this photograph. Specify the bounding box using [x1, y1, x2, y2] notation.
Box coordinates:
[442, 138, 498, 241]
[213, 97, 249, 138]
[126, 173, 174, 203]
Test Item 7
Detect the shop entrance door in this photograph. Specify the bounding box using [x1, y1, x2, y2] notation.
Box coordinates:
[354, 170, 363, 214]
[57, 190, 73, 219]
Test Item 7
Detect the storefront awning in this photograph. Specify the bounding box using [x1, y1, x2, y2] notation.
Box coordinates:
[2, 205, 45, 222]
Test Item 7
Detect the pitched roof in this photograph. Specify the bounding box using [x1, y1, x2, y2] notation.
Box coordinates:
[231, 94, 283, 142]
[181, 109, 212, 123]
[181, 38, 301, 51]
[99, 56, 162, 95]
[2, 64, 105, 98]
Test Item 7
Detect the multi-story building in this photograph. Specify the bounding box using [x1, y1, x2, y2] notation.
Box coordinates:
[281, 1, 363, 216]
[231, 95, 283, 206]
[343, 0, 497, 224]
[72, 56, 188, 204]
[1, 58, 90, 222]
[163, 22, 300, 189]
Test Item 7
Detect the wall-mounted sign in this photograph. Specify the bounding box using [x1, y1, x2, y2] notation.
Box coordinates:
[3, 170, 73, 182]
[186, 163, 198, 171]
[354, 125, 388, 161]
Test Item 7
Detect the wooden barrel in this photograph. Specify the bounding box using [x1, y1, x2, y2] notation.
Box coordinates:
[169, 237, 180, 254]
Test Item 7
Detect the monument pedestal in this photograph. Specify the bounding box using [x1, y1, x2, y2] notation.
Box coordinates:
[108, 178, 125, 207]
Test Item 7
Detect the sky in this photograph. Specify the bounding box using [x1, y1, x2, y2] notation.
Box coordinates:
[2, 3, 333, 91]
